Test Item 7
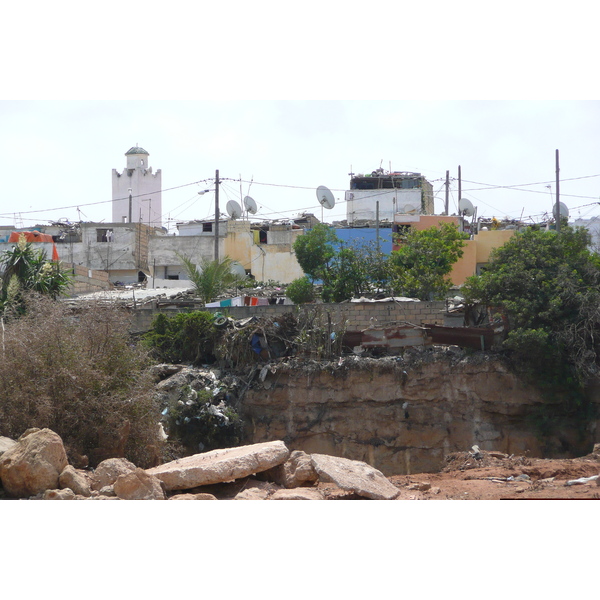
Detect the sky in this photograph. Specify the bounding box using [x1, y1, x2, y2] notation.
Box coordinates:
[2, 3, 600, 235]
[3, 99, 599, 232]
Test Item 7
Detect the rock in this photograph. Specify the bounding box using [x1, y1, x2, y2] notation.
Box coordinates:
[59, 465, 92, 497]
[169, 493, 218, 500]
[90, 457, 137, 491]
[265, 450, 319, 488]
[98, 485, 117, 497]
[310, 454, 400, 500]
[0, 436, 16, 458]
[113, 468, 166, 500]
[235, 488, 270, 500]
[407, 481, 431, 491]
[0, 428, 69, 498]
[270, 488, 324, 500]
[41, 488, 77, 500]
[146, 441, 290, 491]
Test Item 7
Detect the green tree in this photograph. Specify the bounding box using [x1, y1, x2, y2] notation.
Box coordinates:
[293, 223, 338, 283]
[0, 234, 72, 315]
[293, 226, 392, 303]
[286, 275, 315, 304]
[389, 222, 468, 300]
[179, 254, 246, 305]
[462, 225, 600, 387]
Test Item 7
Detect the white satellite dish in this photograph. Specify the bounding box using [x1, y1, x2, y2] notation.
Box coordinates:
[402, 203, 418, 214]
[226, 200, 242, 220]
[244, 196, 258, 215]
[459, 198, 475, 216]
[230, 261, 247, 278]
[316, 186, 336, 209]
[553, 201, 569, 219]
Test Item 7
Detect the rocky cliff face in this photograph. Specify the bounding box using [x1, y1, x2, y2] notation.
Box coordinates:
[241, 348, 600, 476]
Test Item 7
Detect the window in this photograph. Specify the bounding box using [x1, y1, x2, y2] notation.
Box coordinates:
[96, 229, 113, 242]
[202, 222, 213, 232]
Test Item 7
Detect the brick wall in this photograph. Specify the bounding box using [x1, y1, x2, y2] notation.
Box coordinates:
[129, 300, 447, 333]
[67, 264, 111, 295]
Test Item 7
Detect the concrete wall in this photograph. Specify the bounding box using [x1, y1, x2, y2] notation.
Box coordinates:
[67, 264, 111, 295]
[128, 299, 447, 334]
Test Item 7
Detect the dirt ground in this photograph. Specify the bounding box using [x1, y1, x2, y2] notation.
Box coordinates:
[380, 449, 600, 500]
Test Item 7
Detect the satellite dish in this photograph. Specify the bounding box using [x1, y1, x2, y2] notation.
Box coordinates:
[459, 198, 475, 216]
[553, 202, 569, 219]
[402, 203, 418, 214]
[244, 196, 258, 215]
[226, 200, 242, 220]
[316, 185, 335, 209]
[230, 261, 247, 278]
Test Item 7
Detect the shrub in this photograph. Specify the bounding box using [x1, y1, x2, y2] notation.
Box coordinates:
[143, 311, 218, 365]
[286, 276, 315, 304]
[0, 294, 162, 467]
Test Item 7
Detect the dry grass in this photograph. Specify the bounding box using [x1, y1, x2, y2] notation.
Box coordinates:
[0, 294, 163, 467]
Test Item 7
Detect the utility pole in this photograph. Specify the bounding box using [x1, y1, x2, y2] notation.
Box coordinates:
[214, 169, 220, 261]
[555, 149, 560, 233]
[458, 165, 462, 206]
[444, 170, 450, 215]
[376, 201, 380, 253]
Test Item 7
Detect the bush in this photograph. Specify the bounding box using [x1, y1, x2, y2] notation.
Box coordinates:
[286, 276, 315, 304]
[143, 311, 218, 365]
[0, 294, 162, 467]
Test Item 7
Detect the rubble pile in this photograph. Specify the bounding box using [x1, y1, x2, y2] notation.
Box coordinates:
[0, 427, 401, 500]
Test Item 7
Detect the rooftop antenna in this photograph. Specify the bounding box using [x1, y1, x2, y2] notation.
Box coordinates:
[316, 185, 335, 223]
[243, 195, 258, 219]
[226, 200, 242, 220]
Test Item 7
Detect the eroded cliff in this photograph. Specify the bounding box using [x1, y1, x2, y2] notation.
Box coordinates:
[241, 348, 600, 476]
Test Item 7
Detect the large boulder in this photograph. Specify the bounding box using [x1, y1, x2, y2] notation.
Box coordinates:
[113, 468, 166, 500]
[59, 465, 92, 497]
[90, 457, 137, 491]
[265, 450, 319, 488]
[146, 441, 290, 491]
[0, 436, 16, 458]
[310, 454, 400, 500]
[0, 428, 68, 498]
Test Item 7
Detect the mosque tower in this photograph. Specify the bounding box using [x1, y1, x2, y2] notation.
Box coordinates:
[112, 145, 162, 227]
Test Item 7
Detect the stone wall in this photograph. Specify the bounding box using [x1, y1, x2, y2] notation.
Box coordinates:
[67, 264, 111, 295]
[240, 353, 600, 476]
[128, 299, 448, 334]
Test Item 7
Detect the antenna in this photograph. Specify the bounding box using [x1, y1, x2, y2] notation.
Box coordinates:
[459, 198, 475, 216]
[316, 185, 335, 209]
[244, 196, 258, 215]
[553, 201, 569, 220]
[226, 200, 242, 220]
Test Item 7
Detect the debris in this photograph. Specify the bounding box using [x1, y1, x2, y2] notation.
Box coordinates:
[565, 475, 599, 486]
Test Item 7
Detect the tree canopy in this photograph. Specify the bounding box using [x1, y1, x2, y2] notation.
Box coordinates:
[389, 222, 468, 300]
[462, 225, 600, 387]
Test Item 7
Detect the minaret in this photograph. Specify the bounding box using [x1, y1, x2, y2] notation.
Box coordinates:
[112, 145, 162, 227]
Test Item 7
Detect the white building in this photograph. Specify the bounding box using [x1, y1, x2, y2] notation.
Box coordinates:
[345, 169, 434, 225]
[112, 146, 163, 228]
[573, 216, 600, 251]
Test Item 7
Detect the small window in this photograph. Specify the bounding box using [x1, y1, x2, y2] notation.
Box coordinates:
[96, 229, 113, 242]
[202, 222, 213, 232]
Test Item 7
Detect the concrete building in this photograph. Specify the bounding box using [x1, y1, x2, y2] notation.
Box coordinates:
[345, 169, 434, 225]
[112, 146, 162, 228]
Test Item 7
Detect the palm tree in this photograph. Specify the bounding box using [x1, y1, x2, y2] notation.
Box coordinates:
[0, 234, 72, 314]
[179, 254, 246, 305]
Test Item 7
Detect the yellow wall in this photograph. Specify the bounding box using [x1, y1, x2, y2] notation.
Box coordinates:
[473, 229, 516, 263]
[393, 215, 516, 287]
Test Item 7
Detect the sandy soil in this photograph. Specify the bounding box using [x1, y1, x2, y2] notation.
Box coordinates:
[381, 449, 600, 500]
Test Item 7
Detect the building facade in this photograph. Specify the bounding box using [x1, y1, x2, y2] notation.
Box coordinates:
[112, 146, 163, 228]
[345, 169, 435, 225]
